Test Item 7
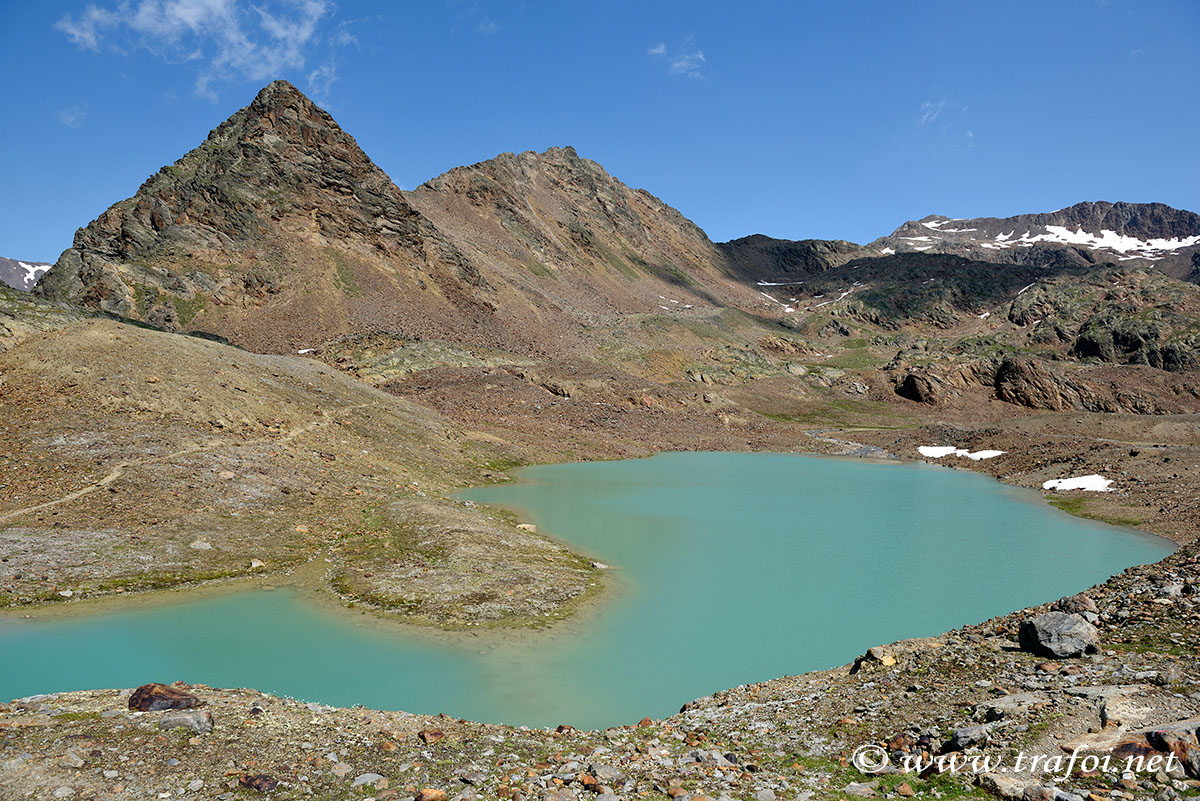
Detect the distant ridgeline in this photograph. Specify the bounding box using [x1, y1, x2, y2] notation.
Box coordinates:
[0, 257, 51, 291]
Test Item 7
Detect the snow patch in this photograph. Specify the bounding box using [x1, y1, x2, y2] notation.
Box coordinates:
[1011, 227, 1200, 259]
[918, 446, 1006, 460]
[1043, 474, 1113, 492]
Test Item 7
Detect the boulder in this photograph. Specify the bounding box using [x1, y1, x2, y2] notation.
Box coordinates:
[158, 709, 213, 734]
[239, 774, 279, 792]
[973, 692, 1051, 721]
[1018, 612, 1099, 658]
[128, 683, 201, 712]
[352, 773, 385, 788]
[1051, 594, 1098, 615]
[590, 764, 625, 784]
[945, 722, 1000, 751]
[417, 728, 445, 744]
[415, 790, 448, 801]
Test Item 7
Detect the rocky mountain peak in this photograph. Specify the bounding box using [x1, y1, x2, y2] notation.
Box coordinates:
[869, 201, 1200, 280]
[34, 81, 487, 351]
[408, 144, 729, 290]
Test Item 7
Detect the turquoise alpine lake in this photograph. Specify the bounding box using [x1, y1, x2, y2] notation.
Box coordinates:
[0, 452, 1173, 729]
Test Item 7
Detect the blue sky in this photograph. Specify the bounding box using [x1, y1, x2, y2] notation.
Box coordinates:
[1, 0, 1197, 263]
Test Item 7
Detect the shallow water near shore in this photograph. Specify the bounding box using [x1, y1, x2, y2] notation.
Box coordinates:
[0, 452, 1173, 729]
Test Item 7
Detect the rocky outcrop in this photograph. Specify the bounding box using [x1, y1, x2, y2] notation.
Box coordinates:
[1073, 311, 1198, 371]
[993, 356, 1084, 410]
[893, 354, 1198, 413]
[1009, 268, 1200, 372]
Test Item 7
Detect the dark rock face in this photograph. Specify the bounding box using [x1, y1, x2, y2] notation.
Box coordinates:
[1007, 268, 1200, 372]
[993, 357, 1077, 411]
[895, 371, 940, 404]
[716, 235, 871, 284]
[1018, 612, 1099, 659]
[128, 683, 201, 712]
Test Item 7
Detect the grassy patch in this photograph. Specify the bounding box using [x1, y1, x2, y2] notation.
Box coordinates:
[478, 456, 528, 474]
[814, 350, 888, 369]
[170, 293, 207, 326]
[54, 711, 102, 722]
[1046, 496, 1143, 527]
[329, 249, 362, 297]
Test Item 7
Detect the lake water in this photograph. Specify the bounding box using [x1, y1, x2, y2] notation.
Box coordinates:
[0, 452, 1173, 729]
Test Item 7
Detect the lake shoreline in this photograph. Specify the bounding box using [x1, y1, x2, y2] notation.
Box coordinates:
[3, 534, 1195, 801]
[0, 450, 1178, 731]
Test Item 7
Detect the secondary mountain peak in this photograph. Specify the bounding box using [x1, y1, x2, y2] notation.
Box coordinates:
[870, 201, 1200, 279]
[0, 257, 51, 291]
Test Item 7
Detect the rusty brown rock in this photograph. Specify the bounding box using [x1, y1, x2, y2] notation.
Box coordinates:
[415, 789, 447, 801]
[417, 728, 445, 744]
[128, 683, 200, 712]
[239, 774, 279, 793]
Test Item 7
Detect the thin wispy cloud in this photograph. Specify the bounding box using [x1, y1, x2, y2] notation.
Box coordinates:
[648, 41, 706, 80]
[305, 61, 337, 105]
[447, 1, 501, 36]
[55, 0, 340, 101]
[57, 104, 89, 128]
[915, 98, 975, 150]
[918, 99, 946, 126]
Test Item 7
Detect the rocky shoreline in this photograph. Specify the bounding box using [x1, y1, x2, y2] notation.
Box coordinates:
[3, 437, 1198, 801]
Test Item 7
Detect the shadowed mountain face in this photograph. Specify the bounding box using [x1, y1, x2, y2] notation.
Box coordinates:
[868, 201, 1200, 280]
[715, 235, 873, 285]
[35, 81, 754, 356]
[0, 257, 51, 291]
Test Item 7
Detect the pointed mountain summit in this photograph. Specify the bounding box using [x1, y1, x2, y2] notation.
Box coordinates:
[37, 80, 500, 352]
[37, 82, 753, 355]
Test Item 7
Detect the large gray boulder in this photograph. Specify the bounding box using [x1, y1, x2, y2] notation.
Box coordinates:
[1018, 611, 1099, 658]
[158, 709, 213, 734]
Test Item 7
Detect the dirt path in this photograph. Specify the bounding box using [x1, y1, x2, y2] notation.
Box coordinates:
[0, 402, 374, 525]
